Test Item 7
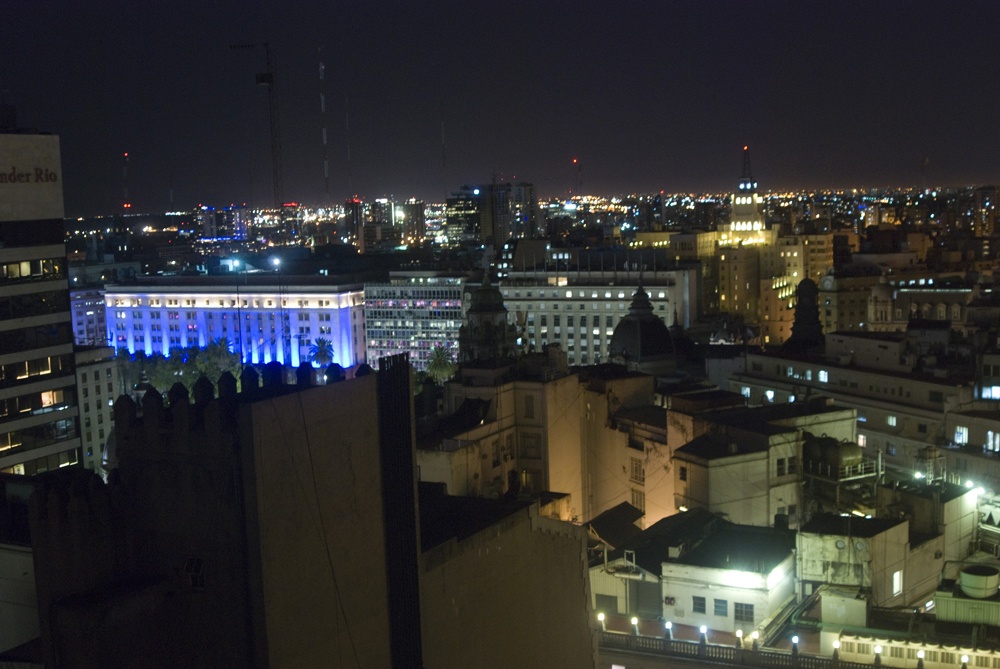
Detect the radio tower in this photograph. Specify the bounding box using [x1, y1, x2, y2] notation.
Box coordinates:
[230, 42, 283, 208]
[318, 50, 330, 203]
[122, 152, 132, 210]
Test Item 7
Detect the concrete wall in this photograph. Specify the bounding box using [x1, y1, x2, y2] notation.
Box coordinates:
[942, 490, 977, 562]
[707, 453, 770, 525]
[0, 543, 36, 654]
[420, 506, 597, 669]
[243, 377, 394, 668]
[546, 375, 586, 520]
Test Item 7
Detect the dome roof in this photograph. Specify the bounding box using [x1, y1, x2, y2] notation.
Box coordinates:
[609, 287, 673, 361]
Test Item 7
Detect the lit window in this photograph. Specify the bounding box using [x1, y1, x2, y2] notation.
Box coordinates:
[887, 415, 897, 427]
[818, 370, 829, 383]
[765, 390, 775, 402]
[859, 434, 867, 448]
[892, 570, 903, 597]
[955, 426, 969, 445]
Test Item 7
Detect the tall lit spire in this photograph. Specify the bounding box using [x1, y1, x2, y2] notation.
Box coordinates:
[738, 145, 758, 193]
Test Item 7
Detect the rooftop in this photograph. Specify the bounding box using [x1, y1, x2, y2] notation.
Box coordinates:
[799, 513, 905, 538]
[675, 433, 770, 460]
[677, 522, 795, 573]
[418, 481, 532, 551]
[881, 479, 970, 504]
[587, 502, 644, 549]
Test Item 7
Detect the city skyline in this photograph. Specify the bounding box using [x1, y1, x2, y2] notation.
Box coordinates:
[4, 1, 999, 216]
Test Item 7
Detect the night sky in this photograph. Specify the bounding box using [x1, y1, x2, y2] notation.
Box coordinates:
[4, 1, 999, 216]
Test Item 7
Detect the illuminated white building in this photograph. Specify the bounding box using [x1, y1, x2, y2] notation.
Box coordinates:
[104, 277, 366, 369]
[500, 267, 698, 366]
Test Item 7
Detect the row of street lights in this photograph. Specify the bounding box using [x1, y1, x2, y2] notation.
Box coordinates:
[599, 614, 972, 669]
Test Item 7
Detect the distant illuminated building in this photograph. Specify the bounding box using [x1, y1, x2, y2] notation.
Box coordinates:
[974, 186, 997, 238]
[444, 182, 538, 246]
[105, 277, 365, 368]
[720, 145, 767, 246]
[500, 264, 698, 366]
[444, 189, 481, 244]
[364, 275, 465, 371]
[401, 199, 426, 243]
[343, 198, 364, 242]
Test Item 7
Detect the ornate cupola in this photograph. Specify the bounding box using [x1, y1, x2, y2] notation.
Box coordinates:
[458, 273, 519, 367]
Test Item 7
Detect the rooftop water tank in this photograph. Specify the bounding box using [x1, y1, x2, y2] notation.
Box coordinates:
[820, 441, 863, 469]
[960, 565, 1000, 599]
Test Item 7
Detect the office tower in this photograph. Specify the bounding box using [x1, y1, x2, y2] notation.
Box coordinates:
[401, 199, 426, 243]
[445, 188, 481, 244]
[364, 275, 464, 371]
[0, 127, 80, 475]
[195, 205, 218, 239]
[445, 182, 538, 247]
[343, 197, 364, 243]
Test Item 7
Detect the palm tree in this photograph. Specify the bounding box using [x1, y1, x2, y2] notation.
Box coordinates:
[426, 345, 456, 385]
[309, 337, 335, 367]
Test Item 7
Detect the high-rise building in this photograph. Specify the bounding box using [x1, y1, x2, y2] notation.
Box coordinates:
[445, 182, 538, 247]
[0, 128, 80, 475]
[343, 197, 364, 243]
[364, 275, 465, 371]
[401, 199, 426, 243]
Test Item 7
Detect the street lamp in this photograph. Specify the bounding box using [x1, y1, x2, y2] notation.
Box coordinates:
[736, 629, 743, 648]
[962, 655, 969, 669]
[874, 644, 882, 667]
[664, 621, 672, 640]
[792, 635, 800, 656]
[631, 616, 640, 636]
[597, 612, 606, 631]
[752, 630, 760, 651]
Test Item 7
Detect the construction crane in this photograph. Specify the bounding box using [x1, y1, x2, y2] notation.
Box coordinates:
[230, 42, 283, 208]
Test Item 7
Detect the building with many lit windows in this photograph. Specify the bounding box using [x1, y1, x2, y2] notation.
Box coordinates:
[364, 275, 466, 371]
[500, 266, 698, 367]
[0, 128, 81, 475]
[104, 276, 365, 369]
